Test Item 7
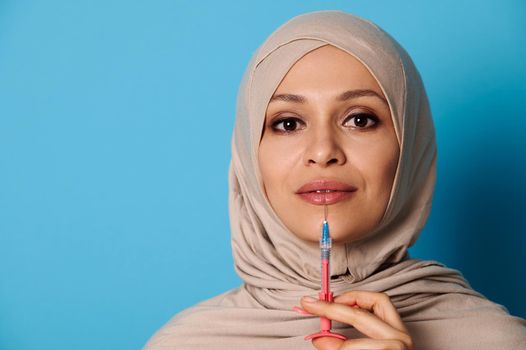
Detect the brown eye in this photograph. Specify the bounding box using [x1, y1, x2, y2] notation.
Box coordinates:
[344, 112, 379, 129]
[271, 117, 305, 133]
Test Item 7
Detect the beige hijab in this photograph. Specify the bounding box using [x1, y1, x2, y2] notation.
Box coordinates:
[144, 10, 526, 349]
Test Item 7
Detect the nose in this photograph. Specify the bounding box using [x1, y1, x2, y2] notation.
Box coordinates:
[303, 127, 346, 167]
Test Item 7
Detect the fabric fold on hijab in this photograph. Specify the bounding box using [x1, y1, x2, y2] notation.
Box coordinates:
[144, 10, 526, 349]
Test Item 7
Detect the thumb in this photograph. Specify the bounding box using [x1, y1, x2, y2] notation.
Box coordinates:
[312, 336, 344, 350]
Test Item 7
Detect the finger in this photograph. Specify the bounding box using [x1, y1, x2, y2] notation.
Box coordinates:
[292, 306, 313, 316]
[337, 338, 409, 350]
[312, 336, 345, 350]
[293, 304, 358, 316]
[300, 297, 407, 342]
[334, 291, 407, 333]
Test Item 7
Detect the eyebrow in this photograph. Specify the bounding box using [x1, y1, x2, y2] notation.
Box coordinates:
[269, 89, 389, 106]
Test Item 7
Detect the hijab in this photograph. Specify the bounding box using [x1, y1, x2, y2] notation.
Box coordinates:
[144, 10, 526, 349]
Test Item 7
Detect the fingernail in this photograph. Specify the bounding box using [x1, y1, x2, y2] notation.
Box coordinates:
[302, 296, 317, 303]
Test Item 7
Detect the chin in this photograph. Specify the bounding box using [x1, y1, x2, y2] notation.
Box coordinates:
[325, 222, 370, 244]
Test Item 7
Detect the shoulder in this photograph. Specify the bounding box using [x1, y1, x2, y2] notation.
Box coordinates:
[396, 261, 526, 349]
[406, 297, 526, 350]
[142, 286, 248, 350]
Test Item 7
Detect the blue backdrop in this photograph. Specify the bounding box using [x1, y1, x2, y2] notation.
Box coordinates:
[1, 1, 525, 349]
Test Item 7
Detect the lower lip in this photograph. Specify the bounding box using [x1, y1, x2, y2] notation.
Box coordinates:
[297, 191, 356, 205]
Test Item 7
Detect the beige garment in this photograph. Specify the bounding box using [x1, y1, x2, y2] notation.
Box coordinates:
[144, 10, 526, 349]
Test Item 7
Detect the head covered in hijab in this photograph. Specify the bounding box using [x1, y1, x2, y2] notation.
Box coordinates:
[144, 10, 526, 350]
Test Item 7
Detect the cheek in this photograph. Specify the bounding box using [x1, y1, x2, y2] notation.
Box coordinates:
[351, 137, 399, 195]
[258, 137, 299, 196]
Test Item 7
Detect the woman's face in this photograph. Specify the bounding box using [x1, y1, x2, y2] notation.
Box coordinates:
[258, 44, 399, 243]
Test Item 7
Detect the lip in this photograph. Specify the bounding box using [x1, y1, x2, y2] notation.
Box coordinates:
[296, 179, 357, 194]
[296, 179, 357, 205]
[298, 191, 356, 205]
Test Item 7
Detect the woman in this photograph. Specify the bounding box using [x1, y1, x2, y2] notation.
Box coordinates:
[144, 10, 526, 350]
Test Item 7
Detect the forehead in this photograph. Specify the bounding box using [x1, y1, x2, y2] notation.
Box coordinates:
[272, 44, 384, 96]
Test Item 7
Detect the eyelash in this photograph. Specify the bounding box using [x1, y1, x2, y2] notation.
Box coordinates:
[270, 112, 380, 134]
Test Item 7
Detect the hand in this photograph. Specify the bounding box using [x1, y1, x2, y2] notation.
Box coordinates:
[298, 290, 414, 350]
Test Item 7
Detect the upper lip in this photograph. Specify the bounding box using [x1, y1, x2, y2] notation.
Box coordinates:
[296, 179, 357, 194]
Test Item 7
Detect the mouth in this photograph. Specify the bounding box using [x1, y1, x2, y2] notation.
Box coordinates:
[297, 190, 356, 205]
[295, 180, 357, 205]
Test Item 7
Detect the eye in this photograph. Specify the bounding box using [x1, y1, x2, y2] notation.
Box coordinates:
[343, 112, 379, 129]
[270, 116, 305, 133]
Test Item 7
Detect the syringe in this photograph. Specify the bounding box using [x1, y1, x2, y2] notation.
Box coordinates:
[304, 199, 347, 341]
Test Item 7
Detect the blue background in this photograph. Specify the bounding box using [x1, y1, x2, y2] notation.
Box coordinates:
[1, 1, 525, 349]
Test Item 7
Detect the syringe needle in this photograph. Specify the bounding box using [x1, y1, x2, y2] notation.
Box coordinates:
[323, 189, 328, 222]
